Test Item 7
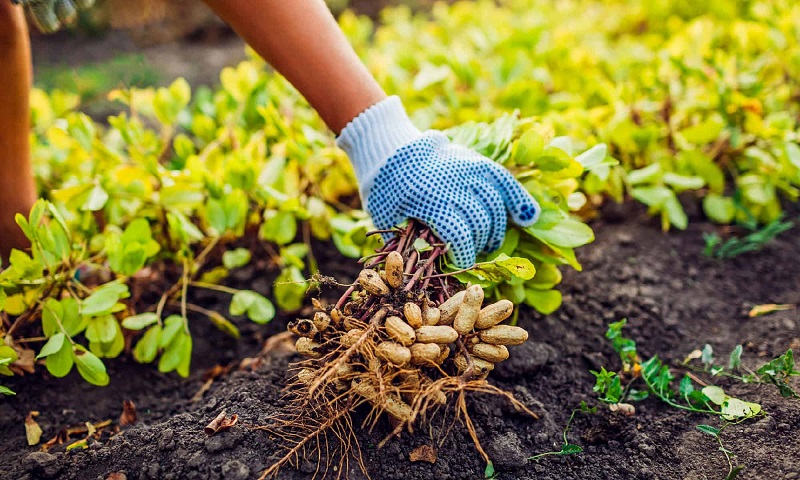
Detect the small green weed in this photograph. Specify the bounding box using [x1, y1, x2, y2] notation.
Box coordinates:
[703, 216, 794, 260]
[591, 320, 800, 478]
[528, 401, 596, 462]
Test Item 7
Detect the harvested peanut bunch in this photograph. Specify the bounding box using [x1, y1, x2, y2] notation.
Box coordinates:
[262, 221, 537, 479]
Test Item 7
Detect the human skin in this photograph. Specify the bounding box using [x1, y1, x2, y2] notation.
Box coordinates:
[202, 0, 387, 134]
[0, 2, 36, 259]
[0, 0, 386, 258]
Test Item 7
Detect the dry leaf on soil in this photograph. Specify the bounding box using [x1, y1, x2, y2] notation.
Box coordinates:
[25, 411, 43, 446]
[409, 444, 437, 464]
[204, 410, 238, 435]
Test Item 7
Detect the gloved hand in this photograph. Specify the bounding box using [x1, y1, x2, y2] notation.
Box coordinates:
[11, 0, 94, 34]
[337, 96, 540, 268]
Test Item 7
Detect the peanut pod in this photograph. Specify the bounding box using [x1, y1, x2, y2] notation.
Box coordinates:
[479, 325, 529, 346]
[469, 343, 509, 363]
[358, 269, 390, 296]
[404, 302, 423, 329]
[352, 379, 412, 423]
[384, 251, 404, 289]
[296, 337, 322, 358]
[385, 315, 416, 346]
[474, 300, 514, 330]
[296, 367, 316, 385]
[454, 353, 495, 376]
[415, 325, 459, 344]
[410, 343, 442, 365]
[288, 318, 318, 338]
[453, 284, 483, 335]
[423, 304, 441, 326]
[438, 290, 466, 325]
[313, 311, 331, 332]
[340, 329, 364, 348]
[376, 341, 411, 366]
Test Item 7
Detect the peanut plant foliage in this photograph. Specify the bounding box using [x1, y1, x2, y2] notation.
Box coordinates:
[2, 0, 799, 388]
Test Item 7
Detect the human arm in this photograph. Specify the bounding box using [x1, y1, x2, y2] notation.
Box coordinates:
[202, 0, 385, 135]
[0, 2, 36, 257]
[203, 0, 540, 267]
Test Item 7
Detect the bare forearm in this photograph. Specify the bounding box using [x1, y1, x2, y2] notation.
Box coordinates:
[0, 3, 36, 255]
[203, 0, 385, 134]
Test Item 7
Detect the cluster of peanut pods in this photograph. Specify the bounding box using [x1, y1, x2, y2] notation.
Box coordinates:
[287, 251, 529, 420]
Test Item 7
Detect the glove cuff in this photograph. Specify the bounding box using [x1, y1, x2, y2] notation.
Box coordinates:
[336, 96, 422, 198]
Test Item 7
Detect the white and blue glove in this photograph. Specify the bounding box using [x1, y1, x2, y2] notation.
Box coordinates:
[11, 0, 94, 34]
[337, 96, 540, 268]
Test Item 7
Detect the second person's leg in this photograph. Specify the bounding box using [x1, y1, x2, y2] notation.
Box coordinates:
[0, 3, 36, 258]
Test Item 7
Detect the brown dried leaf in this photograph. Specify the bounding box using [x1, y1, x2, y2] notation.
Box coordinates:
[204, 410, 238, 435]
[259, 331, 295, 357]
[409, 444, 437, 464]
[25, 411, 43, 446]
[11, 348, 36, 375]
[119, 400, 137, 426]
[749, 303, 795, 318]
[106, 473, 127, 480]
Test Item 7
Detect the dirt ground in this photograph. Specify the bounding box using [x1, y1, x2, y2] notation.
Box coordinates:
[1, 202, 798, 480]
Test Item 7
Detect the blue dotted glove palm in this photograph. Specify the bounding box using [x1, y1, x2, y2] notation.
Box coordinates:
[11, 0, 94, 34]
[337, 96, 540, 268]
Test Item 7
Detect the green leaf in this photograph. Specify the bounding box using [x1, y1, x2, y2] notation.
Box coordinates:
[559, 444, 583, 455]
[158, 331, 192, 377]
[413, 238, 433, 253]
[133, 325, 161, 364]
[696, 425, 720, 437]
[122, 313, 160, 331]
[45, 340, 74, 378]
[207, 311, 240, 339]
[678, 375, 695, 397]
[0, 386, 15, 396]
[36, 333, 66, 359]
[703, 195, 736, 224]
[721, 397, 761, 420]
[222, 248, 252, 269]
[680, 117, 725, 144]
[81, 184, 109, 212]
[524, 288, 562, 314]
[274, 267, 307, 312]
[663, 173, 705, 191]
[73, 347, 109, 386]
[513, 129, 545, 165]
[82, 283, 129, 317]
[528, 217, 594, 248]
[484, 461, 495, 479]
[86, 315, 119, 345]
[729, 345, 743, 370]
[470, 254, 536, 282]
[230, 290, 276, 324]
[702, 385, 727, 405]
[627, 163, 662, 185]
[574, 144, 608, 170]
[159, 315, 184, 349]
[260, 210, 297, 245]
[701, 344, 714, 366]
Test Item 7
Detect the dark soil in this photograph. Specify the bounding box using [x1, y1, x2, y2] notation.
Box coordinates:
[1, 205, 798, 480]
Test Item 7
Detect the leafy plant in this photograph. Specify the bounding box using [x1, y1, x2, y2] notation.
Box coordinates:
[592, 320, 769, 420]
[703, 216, 794, 259]
[342, 0, 800, 229]
[528, 401, 596, 461]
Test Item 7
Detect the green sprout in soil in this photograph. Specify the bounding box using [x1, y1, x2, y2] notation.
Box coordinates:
[527, 401, 596, 462]
[592, 319, 799, 479]
[703, 215, 794, 260]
